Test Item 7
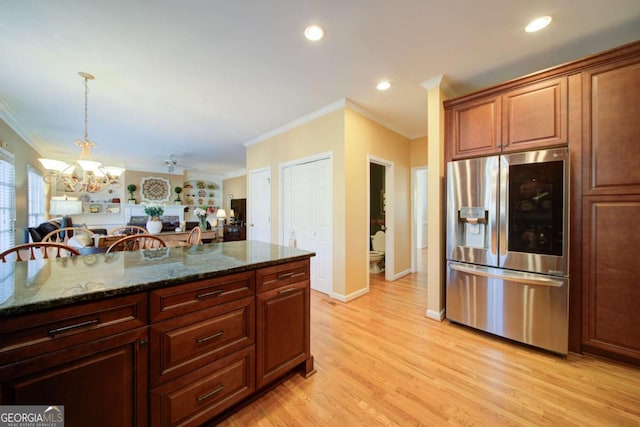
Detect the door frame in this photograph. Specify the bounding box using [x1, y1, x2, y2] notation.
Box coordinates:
[279, 152, 333, 296]
[411, 166, 428, 273]
[248, 166, 271, 242]
[367, 155, 394, 283]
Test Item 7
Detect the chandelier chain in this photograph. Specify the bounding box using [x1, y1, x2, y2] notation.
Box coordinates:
[83, 74, 89, 143]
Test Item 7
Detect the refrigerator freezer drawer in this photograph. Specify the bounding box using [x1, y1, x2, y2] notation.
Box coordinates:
[446, 261, 569, 354]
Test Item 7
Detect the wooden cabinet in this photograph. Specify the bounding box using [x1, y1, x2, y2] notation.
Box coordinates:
[579, 53, 640, 365]
[149, 272, 256, 425]
[0, 293, 148, 427]
[446, 77, 568, 160]
[502, 77, 567, 152]
[447, 96, 501, 159]
[445, 40, 640, 365]
[256, 260, 314, 389]
[223, 224, 246, 241]
[0, 255, 315, 425]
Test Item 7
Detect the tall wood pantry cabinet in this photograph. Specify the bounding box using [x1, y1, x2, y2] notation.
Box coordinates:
[444, 40, 640, 366]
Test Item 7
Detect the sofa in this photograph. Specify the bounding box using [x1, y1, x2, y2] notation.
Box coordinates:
[28, 218, 107, 244]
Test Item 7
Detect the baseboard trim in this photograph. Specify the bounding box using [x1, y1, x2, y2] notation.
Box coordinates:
[426, 309, 445, 321]
[332, 287, 370, 303]
[391, 269, 411, 281]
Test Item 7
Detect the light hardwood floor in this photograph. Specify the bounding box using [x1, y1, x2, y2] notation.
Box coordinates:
[219, 250, 640, 426]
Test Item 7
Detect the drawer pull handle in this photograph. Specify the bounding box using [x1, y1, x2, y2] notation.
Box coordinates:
[196, 289, 224, 300]
[197, 384, 225, 402]
[48, 319, 99, 336]
[277, 272, 295, 279]
[278, 287, 297, 295]
[196, 330, 224, 344]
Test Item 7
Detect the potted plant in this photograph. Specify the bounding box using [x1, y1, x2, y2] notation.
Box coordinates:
[143, 203, 164, 234]
[127, 184, 137, 204]
[174, 186, 182, 204]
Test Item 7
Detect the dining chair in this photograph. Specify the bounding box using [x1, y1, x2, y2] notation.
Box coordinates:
[42, 227, 93, 245]
[185, 226, 202, 245]
[108, 225, 149, 236]
[106, 234, 167, 253]
[0, 242, 81, 262]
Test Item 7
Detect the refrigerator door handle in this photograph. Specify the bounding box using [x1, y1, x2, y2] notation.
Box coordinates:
[449, 262, 564, 287]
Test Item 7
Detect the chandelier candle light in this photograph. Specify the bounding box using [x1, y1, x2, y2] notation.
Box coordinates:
[39, 72, 125, 193]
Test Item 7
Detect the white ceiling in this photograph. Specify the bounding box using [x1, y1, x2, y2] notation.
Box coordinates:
[1, 1, 639, 176]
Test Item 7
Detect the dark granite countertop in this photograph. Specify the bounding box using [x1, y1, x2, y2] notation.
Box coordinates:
[0, 241, 314, 318]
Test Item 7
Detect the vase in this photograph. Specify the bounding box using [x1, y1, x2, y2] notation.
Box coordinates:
[199, 217, 207, 230]
[146, 217, 163, 234]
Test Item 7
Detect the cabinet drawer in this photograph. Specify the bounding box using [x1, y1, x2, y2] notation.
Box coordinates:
[0, 293, 147, 365]
[150, 271, 254, 322]
[150, 345, 255, 427]
[150, 296, 254, 387]
[256, 260, 309, 293]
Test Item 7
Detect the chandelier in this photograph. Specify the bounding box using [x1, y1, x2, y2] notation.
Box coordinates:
[39, 72, 124, 193]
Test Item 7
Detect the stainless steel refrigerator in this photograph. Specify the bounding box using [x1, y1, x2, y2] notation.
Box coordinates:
[446, 147, 569, 354]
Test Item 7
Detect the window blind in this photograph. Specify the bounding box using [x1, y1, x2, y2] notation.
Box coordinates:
[28, 166, 46, 228]
[0, 147, 15, 253]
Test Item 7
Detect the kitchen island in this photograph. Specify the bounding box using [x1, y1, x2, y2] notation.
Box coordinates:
[0, 241, 315, 426]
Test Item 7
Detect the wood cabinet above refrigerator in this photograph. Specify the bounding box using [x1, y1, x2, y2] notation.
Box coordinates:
[446, 76, 568, 160]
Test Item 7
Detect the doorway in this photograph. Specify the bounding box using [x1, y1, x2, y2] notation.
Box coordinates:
[368, 156, 394, 283]
[411, 167, 428, 273]
[248, 167, 271, 242]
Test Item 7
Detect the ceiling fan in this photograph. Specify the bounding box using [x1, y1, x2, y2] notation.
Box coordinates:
[163, 154, 194, 173]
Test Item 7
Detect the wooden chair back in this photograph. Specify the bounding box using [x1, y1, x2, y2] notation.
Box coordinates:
[186, 226, 202, 245]
[109, 225, 149, 236]
[0, 242, 81, 262]
[42, 227, 93, 244]
[106, 234, 167, 253]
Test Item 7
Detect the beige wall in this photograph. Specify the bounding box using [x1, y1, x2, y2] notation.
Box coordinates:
[344, 109, 412, 294]
[0, 119, 47, 244]
[246, 107, 412, 300]
[410, 136, 428, 167]
[222, 175, 247, 208]
[247, 109, 347, 296]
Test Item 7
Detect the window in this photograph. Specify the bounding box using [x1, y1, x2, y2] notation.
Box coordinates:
[28, 166, 46, 228]
[0, 147, 15, 253]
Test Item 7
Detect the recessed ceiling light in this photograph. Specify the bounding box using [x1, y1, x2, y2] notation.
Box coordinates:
[525, 16, 552, 33]
[304, 25, 324, 41]
[376, 81, 391, 91]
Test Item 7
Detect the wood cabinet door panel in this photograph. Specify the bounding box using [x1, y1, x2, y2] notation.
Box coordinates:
[256, 260, 309, 292]
[150, 271, 254, 322]
[0, 293, 147, 366]
[583, 59, 640, 195]
[449, 97, 501, 159]
[150, 346, 254, 427]
[256, 280, 309, 389]
[150, 296, 254, 387]
[0, 328, 148, 427]
[502, 77, 567, 152]
[583, 197, 640, 361]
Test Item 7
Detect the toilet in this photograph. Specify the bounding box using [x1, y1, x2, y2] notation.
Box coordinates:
[369, 230, 386, 273]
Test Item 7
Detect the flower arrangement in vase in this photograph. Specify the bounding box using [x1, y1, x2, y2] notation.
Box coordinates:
[193, 206, 208, 230]
[143, 203, 165, 234]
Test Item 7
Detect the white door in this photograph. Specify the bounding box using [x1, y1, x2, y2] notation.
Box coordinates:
[282, 158, 332, 295]
[248, 168, 271, 242]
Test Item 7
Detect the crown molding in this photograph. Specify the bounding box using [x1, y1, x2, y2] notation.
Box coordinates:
[243, 99, 348, 147]
[421, 74, 455, 99]
[343, 99, 411, 138]
[244, 97, 412, 147]
[0, 98, 46, 156]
